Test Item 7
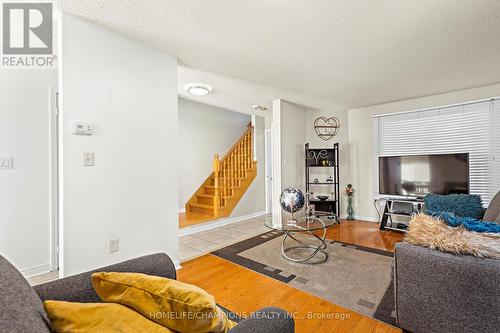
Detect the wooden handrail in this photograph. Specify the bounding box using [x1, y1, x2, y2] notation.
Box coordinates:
[220, 124, 253, 162]
[186, 122, 258, 219]
[212, 125, 254, 206]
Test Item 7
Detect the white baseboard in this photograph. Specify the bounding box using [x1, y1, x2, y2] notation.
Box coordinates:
[173, 259, 182, 270]
[21, 263, 51, 278]
[339, 213, 379, 222]
[178, 208, 186, 214]
[180, 211, 267, 236]
[352, 215, 380, 222]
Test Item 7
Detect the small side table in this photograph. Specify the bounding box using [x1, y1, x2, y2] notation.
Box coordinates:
[264, 212, 338, 264]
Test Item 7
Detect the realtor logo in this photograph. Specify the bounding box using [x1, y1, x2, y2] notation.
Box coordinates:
[2, 2, 53, 54]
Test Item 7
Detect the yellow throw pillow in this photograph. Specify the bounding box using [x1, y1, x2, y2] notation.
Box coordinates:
[44, 300, 174, 333]
[91, 272, 237, 333]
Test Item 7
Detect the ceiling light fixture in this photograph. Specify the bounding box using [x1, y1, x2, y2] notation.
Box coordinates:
[185, 83, 212, 96]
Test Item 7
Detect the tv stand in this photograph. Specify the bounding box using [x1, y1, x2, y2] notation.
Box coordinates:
[378, 197, 424, 232]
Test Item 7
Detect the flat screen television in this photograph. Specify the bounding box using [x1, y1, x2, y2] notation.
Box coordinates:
[378, 153, 469, 197]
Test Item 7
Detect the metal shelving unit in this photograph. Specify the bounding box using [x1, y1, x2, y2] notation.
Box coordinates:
[305, 143, 340, 222]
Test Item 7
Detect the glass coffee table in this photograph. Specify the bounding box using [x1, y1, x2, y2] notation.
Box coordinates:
[264, 211, 338, 264]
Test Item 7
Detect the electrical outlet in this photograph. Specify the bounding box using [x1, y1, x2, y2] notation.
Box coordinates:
[0, 157, 13, 169]
[83, 152, 95, 166]
[109, 238, 119, 253]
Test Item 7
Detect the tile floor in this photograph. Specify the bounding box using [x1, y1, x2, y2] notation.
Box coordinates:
[179, 215, 270, 262]
[27, 270, 59, 286]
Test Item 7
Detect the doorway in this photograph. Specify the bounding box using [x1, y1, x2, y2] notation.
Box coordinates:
[0, 71, 58, 277]
[50, 89, 59, 272]
[265, 129, 273, 214]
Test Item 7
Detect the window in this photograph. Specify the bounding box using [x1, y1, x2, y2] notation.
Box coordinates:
[373, 99, 500, 205]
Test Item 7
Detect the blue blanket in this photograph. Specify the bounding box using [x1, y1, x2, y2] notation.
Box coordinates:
[434, 211, 500, 233]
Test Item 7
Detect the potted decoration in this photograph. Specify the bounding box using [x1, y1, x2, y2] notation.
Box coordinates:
[344, 184, 355, 220]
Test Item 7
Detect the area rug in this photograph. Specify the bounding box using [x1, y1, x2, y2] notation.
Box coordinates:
[212, 230, 397, 326]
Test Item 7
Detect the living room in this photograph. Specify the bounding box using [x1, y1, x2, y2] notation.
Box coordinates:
[1, 1, 499, 333]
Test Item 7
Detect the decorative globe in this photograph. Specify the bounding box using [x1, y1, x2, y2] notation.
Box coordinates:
[279, 187, 305, 213]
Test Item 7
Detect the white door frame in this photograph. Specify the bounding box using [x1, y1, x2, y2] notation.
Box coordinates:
[49, 89, 59, 271]
[264, 128, 273, 214]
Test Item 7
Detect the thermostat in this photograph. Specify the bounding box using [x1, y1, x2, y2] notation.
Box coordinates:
[73, 122, 94, 135]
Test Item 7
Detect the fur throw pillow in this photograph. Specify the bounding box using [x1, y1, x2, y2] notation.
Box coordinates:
[405, 214, 500, 259]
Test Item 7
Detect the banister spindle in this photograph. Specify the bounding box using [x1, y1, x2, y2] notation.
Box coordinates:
[246, 132, 250, 169]
[233, 153, 236, 188]
[225, 160, 228, 204]
[220, 160, 224, 205]
[223, 160, 227, 202]
[243, 134, 246, 170]
[249, 131, 251, 167]
[238, 145, 242, 177]
[213, 154, 220, 217]
[236, 146, 239, 178]
[230, 154, 233, 191]
[250, 128, 253, 166]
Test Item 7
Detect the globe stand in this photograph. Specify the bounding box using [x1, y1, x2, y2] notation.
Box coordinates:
[280, 188, 304, 227]
[286, 210, 297, 226]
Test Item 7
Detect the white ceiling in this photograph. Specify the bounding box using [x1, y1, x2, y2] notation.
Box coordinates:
[63, 0, 500, 109]
[177, 65, 345, 116]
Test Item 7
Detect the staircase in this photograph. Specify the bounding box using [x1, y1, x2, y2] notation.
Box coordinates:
[185, 124, 257, 221]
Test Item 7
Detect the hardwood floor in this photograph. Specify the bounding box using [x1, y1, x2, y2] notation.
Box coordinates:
[178, 220, 404, 333]
[325, 220, 404, 252]
[179, 212, 214, 228]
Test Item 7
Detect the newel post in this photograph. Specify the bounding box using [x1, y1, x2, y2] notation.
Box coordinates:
[213, 154, 220, 218]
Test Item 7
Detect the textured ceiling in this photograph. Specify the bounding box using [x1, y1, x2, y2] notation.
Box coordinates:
[62, 0, 500, 108]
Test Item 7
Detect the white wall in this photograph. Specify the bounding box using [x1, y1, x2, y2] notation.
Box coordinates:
[305, 109, 349, 217]
[231, 114, 266, 217]
[0, 70, 57, 276]
[178, 98, 266, 218]
[272, 100, 307, 214]
[348, 83, 500, 221]
[60, 15, 179, 276]
[178, 65, 348, 118]
[272, 101, 350, 218]
[178, 98, 250, 210]
[281, 101, 307, 189]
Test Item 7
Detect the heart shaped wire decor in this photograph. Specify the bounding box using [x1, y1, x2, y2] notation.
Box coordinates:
[314, 116, 340, 141]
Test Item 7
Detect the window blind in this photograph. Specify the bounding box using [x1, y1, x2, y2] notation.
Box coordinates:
[492, 100, 500, 197]
[373, 99, 499, 206]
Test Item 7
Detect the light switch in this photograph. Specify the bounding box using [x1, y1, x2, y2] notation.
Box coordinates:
[83, 152, 95, 166]
[109, 238, 119, 253]
[0, 157, 13, 169]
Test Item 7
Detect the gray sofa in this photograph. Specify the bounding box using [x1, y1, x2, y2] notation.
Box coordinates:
[393, 191, 500, 333]
[0, 253, 294, 333]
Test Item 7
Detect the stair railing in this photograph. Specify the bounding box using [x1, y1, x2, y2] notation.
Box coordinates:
[212, 125, 254, 212]
[213, 154, 221, 218]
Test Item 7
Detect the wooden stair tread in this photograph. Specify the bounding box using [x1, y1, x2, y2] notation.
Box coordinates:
[189, 202, 227, 210]
[197, 193, 215, 198]
[184, 212, 211, 219]
[185, 125, 256, 224]
[197, 193, 234, 199]
[205, 185, 241, 189]
[189, 203, 214, 209]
